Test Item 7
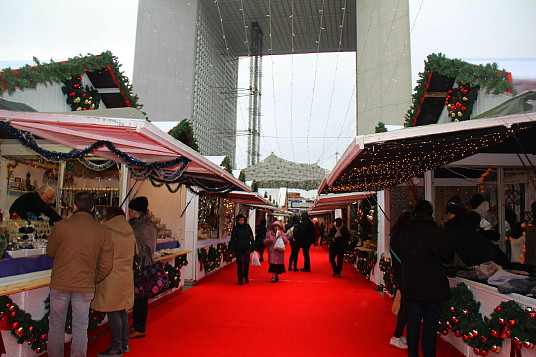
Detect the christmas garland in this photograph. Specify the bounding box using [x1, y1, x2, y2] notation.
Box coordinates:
[345, 245, 377, 279]
[198, 246, 223, 272]
[0, 260, 186, 353]
[378, 256, 396, 296]
[1, 122, 191, 170]
[404, 53, 514, 127]
[219, 243, 235, 263]
[0, 51, 141, 109]
[438, 282, 536, 356]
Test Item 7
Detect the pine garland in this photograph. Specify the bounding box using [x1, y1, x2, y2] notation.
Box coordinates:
[219, 243, 235, 263]
[0, 51, 141, 109]
[379, 256, 396, 296]
[404, 53, 514, 127]
[438, 283, 536, 355]
[0, 260, 184, 352]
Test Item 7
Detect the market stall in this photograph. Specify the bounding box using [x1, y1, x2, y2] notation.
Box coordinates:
[318, 111, 536, 356]
[0, 109, 252, 355]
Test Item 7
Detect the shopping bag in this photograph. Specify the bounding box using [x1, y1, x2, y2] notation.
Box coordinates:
[274, 236, 286, 251]
[391, 290, 401, 315]
[251, 251, 261, 266]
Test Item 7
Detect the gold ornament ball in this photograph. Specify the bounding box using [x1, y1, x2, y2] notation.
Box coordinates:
[74, 97, 81, 103]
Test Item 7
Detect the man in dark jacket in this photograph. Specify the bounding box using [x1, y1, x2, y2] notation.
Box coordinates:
[399, 200, 453, 357]
[10, 186, 62, 224]
[327, 218, 350, 277]
[296, 211, 315, 272]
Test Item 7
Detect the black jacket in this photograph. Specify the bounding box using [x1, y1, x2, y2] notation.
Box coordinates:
[296, 219, 315, 248]
[399, 219, 453, 302]
[327, 225, 350, 249]
[446, 212, 508, 267]
[9, 192, 62, 224]
[230, 224, 254, 251]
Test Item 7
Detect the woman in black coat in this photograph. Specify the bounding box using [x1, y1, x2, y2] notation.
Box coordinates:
[399, 200, 453, 357]
[230, 214, 255, 285]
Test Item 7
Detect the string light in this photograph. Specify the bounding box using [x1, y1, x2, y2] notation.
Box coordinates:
[305, 0, 326, 164]
[320, 1, 347, 166]
[323, 123, 535, 193]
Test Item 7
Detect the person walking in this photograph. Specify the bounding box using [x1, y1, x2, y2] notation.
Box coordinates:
[230, 214, 255, 285]
[255, 218, 267, 262]
[92, 207, 136, 356]
[388, 210, 411, 350]
[46, 191, 113, 357]
[399, 200, 453, 357]
[287, 215, 301, 271]
[326, 218, 350, 278]
[296, 211, 315, 272]
[263, 221, 288, 282]
[128, 196, 157, 339]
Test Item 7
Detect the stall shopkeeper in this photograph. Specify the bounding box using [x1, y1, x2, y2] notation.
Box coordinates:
[10, 186, 62, 224]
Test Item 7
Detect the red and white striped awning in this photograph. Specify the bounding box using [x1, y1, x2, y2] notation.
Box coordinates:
[312, 192, 375, 211]
[0, 109, 250, 191]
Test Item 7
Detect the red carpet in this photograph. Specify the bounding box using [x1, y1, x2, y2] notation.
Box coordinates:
[86, 248, 463, 356]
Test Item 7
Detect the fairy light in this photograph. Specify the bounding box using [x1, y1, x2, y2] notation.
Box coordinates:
[215, 0, 231, 57]
[323, 124, 534, 193]
[267, 0, 283, 158]
[239, 0, 250, 56]
[305, 0, 326, 163]
[320, 2, 347, 166]
[289, 0, 296, 161]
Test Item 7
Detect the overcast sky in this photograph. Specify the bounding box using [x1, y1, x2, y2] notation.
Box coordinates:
[1, 0, 535, 171]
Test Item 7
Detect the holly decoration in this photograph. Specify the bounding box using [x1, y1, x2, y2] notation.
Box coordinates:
[0, 51, 141, 108]
[61, 75, 100, 111]
[405, 53, 514, 127]
[0, 260, 185, 352]
[438, 283, 536, 354]
[444, 83, 479, 122]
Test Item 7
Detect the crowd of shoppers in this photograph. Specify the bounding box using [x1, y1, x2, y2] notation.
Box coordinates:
[45, 193, 160, 357]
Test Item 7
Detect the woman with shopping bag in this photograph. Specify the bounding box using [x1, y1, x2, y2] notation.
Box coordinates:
[263, 221, 289, 283]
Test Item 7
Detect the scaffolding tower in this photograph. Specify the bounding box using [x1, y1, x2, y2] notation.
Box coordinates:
[248, 22, 263, 167]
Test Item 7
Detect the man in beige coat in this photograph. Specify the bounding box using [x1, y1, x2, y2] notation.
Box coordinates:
[46, 192, 113, 357]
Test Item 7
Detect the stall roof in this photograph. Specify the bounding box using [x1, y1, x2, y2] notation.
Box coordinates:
[0, 109, 250, 192]
[223, 191, 276, 208]
[319, 112, 536, 194]
[312, 192, 375, 211]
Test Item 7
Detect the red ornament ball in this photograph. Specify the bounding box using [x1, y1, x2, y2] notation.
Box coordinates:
[490, 345, 500, 353]
[10, 321, 20, 329]
[523, 341, 534, 349]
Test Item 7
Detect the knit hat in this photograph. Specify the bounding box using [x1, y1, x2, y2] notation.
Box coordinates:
[129, 196, 148, 213]
[271, 221, 284, 230]
[446, 201, 465, 215]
